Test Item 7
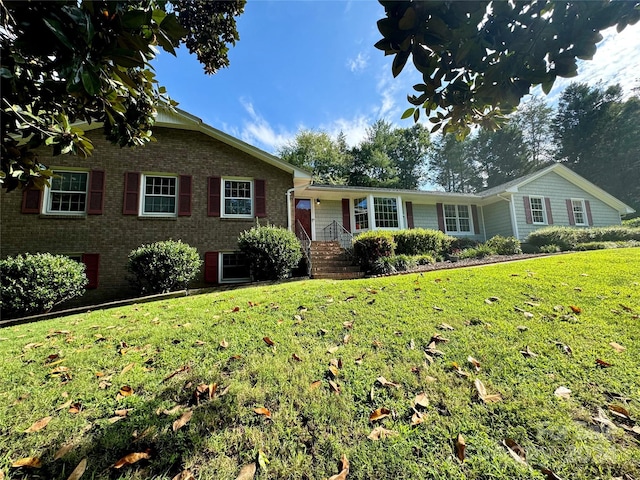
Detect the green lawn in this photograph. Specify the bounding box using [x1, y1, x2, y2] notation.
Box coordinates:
[1, 249, 639, 480]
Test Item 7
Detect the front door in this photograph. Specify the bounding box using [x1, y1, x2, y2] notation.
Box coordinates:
[295, 198, 312, 240]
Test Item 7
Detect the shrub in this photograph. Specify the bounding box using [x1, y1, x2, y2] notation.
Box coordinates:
[415, 254, 435, 265]
[526, 227, 579, 251]
[238, 224, 302, 281]
[459, 244, 495, 259]
[127, 240, 202, 294]
[485, 235, 522, 255]
[623, 217, 640, 228]
[539, 244, 561, 253]
[520, 243, 541, 254]
[450, 237, 480, 252]
[352, 230, 395, 272]
[393, 229, 454, 256]
[371, 257, 397, 275]
[574, 242, 615, 251]
[0, 253, 87, 318]
[526, 226, 640, 251]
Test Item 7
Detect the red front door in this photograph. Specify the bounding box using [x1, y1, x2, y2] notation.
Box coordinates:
[295, 198, 312, 239]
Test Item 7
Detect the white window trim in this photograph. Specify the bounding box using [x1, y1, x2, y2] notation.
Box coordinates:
[218, 251, 251, 284]
[221, 177, 254, 219]
[444, 204, 474, 235]
[352, 195, 404, 231]
[571, 198, 587, 226]
[43, 169, 89, 216]
[139, 173, 178, 217]
[529, 196, 547, 225]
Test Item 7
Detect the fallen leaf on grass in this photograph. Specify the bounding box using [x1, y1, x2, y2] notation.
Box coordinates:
[172, 410, 193, 431]
[220, 339, 229, 349]
[327, 345, 340, 354]
[119, 386, 133, 397]
[66, 458, 87, 480]
[517, 325, 528, 332]
[376, 376, 400, 389]
[162, 365, 190, 383]
[474, 379, 502, 403]
[455, 434, 466, 462]
[553, 341, 573, 355]
[56, 400, 73, 411]
[310, 380, 322, 390]
[411, 409, 425, 425]
[468, 356, 481, 372]
[329, 380, 340, 394]
[596, 358, 612, 368]
[430, 333, 449, 344]
[354, 354, 365, 365]
[235, 463, 256, 480]
[108, 416, 125, 424]
[608, 404, 632, 421]
[120, 363, 135, 375]
[523, 311, 534, 319]
[619, 304, 634, 313]
[368, 426, 398, 440]
[25, 416, 52, 433]
[69, 403, 82, 414]
[569, 305, 581, 314]
[328, 454, 349, 480]
[254, 407, 272, 419]
[112, 450, 151, 469]
[520, 345, 538, 358]
[485, 296, 500, 304]
[503, 439, 527, 465]
[534, 465, 564, 480]
[554, 386, 571, 399]
[451, 362, 470, 377]
[12, 457, 42, 468]
[609, 342, 626, 353]
[263, 337, 275, 346]
[413, 392, 429, 408]
[54, 443, 74, 460]
[172, 470, 196, 480]
[292, 353, 302, 362]
[369, 407, 391, 422]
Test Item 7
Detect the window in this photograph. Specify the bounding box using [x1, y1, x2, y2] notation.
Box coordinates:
[353, 197, 369, 231]
[44, 171, 88, 214]
[223, 178, 253, 217]
[444, 204, 472, 233]
[374, 197, 399, 228]
[529, 196, 546, 224]
[221, 252, 250, 282]
[572, 199, 586, 225]
[141, 175, 177, 216]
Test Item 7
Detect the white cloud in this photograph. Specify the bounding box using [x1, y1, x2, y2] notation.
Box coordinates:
[321, 115, 371, 147]
[347, 52, 369, 73]
[237, 98, 296, 153]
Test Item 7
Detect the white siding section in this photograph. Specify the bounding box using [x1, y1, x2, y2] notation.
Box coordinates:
[483, 201, 513, 238]
[515, 171, 622, 239]
[314, 200, 343, 240]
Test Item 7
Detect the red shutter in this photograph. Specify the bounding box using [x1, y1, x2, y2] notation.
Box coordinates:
[523, 196, 533, 224]
[204, 252, 219, 284]
[22, 188, 42, 214]
[208, 177, 221, 217]
[341, 199, 351, 233]
[123, 172, 140, 215]
[471, 204, 480, 234]
[255, 179, 266, 218]
[82, 253, 100, 289]
[585, 200, 593, 226]
[178, 175, 192, 216]
[405, 201, 414, 229]
[87, 170, 105, 215]
[436, 203, 445, 232]
[566, 199, 575, 225]
[544, 197, 554, 225]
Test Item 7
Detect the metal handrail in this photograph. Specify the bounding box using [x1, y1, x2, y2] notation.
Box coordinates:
[322, 220, 353, 250]
[295, 219, 312, 276]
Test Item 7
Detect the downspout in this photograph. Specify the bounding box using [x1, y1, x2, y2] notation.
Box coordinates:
[497, 193, 519, 240]
[480, 206, 487, 242]
[286, 183, 311, 233]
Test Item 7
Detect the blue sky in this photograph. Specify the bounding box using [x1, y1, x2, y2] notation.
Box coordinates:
[153, 1, 640, 154]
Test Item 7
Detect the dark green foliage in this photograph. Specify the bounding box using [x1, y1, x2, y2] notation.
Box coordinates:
[520, 243, 541, 254]
[0, 253, 87, 317]
[237, 224, 302, 281]
[526, 226, 640, 251]
[459, 244, 495, 259]
[352, 230, 396, 271]
[127, 240, 202, 294]
[539, 244, 561, 253]
[377, 1, 639, 135]
[623, 217, 640, 228]
[485, 235, 522, 255]
[393, 228, 454, 256]
[450, 237, 480, 251]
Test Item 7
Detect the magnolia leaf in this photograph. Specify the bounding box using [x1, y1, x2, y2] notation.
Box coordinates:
[172, 470, 196, 480]
[329, 366, 340, 378]
[119, 385, 133, 397]
[12, 457, 42, 468]
[220, 339, 229, 349]
[413, 392, 429, 408]
[235, 463, 256, 480]
[376, 376, 400, 389]
[451, 362, 470, 377]
[343, 334, 351, 344]
[523, 311, 534, 319]
[327, 345, 340, 354]
[263, 337, 275, 346]
[56, 399, 73, 411]
[455, 433, 466, 462]
[608, 404, 631, 420]
[369, 407, 391, 422]
[554, 386, 571, 399]
[66, 457, 87, 480]
[474, 379, 502, 403]
[468, 356, 481, 372]
[534, 465, 565, 480]
[120, 362, 135, 375]
[609, 342, 626, 353]
[328, 454, 349, 480]
[503, 439, 527, 465]
[569, 305, 581, 314]
[520, 345, 538, 358]
[368, 426, 398, 440]
[254, 407, 272, 419]
[411, 409, 425, 426]
[112, 450, 151, 469]
[54, 443, 74, 460]
[596, 358, 612, 368]
[310, 380, 322, 390]
[292, 353, 302, 362]
[172, 410, 193, 431]
[329, 380, 340, 394]
[430, 333, 449, 343]
[25, 416, 52, 433]
[437, 323, 455, 331]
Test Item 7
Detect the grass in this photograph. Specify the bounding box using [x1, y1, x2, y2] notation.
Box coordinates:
[1, 249, 639, 480]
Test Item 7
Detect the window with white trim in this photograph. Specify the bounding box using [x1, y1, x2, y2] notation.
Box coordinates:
[223, 178, 253, 217]
[141, 174, 177, 216]
[373, 197, 399, 228]
[353, 197, 369, 231]
[444, 204, 472, 233]
[221, 252, 250, 282]
[44, 170, 88, 214]
[572, 199, 587, 226]
[529, 196, 546, 224]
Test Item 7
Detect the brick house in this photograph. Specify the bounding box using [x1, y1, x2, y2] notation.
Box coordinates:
[0, 108, 311, 305]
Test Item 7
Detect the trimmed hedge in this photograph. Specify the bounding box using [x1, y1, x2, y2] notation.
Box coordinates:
[353, 230, 395, 271]
[526, 226, 640, 251]
[459, 244, 495, 259]
[394, 229, 454, 256]
[238, 224, 302, 281]
[128, 240, 202, 294]
[0, 253, 87, 318]
[623, 217, 640, 228]
[485, 235, 522, 255]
